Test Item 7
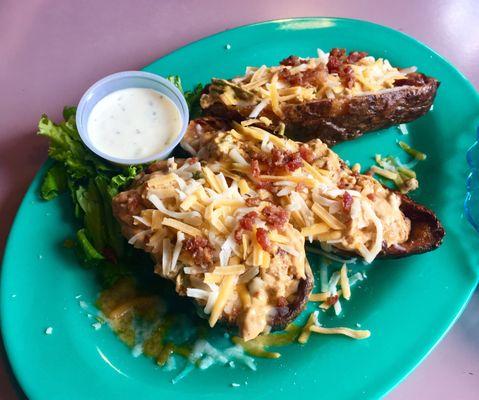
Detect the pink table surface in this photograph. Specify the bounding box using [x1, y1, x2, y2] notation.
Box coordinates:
[1, 1, 478, 398]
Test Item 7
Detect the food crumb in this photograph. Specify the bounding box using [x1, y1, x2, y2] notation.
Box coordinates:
[131, 344, 143, 358]
[45, 327, 53, 335]
[38, 255, 43, 260]
[11, 294, 16, 298]
[75, 294, 82, 299]
[398, 124, 409, 135]
[79, 300, 88, 310]
[225, 44, 231, 50]
[356, 323, 362, 328]
[92, 322, 102, 331]
[230, 383, 240, 388]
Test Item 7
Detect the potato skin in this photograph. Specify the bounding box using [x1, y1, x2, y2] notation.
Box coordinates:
[380, 193, 445, 257]
[202, 75, 439, 146]
[269, 261, 314, 330]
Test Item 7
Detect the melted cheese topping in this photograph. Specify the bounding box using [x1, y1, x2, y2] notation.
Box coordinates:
[201, 49, 413, 117]
[116, 157, 307, 341]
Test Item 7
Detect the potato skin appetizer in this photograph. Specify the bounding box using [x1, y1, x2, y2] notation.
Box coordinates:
[182, 117, 445, 259]
[201, 49, 439, 146]
[112, 160, 313, 341]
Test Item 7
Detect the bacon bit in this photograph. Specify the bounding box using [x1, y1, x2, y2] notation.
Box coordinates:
[339, 65, 355, 89]
[346, 51, 368, 64]
[256, 228, 271, 251]
[367, 193, 375, 201]
[299, 144, 316, 163]
[253, 147, 303, 175]
[279, 55, 307, 67]
[240, 211, 258, 231]
[327, 48, 364, 88]
[255, 180, 275, 192]
[276, 247, 287, 256]
[102, 247, 118, 264]
[327, 48, 346, 73]
[393, 72, 427, 87]
[342, 192, 353, 213]
[285, 151, 303, 172]
[251, 159, 261, 178]
[245, 197, 261, 207]
[234, 210, 260, 243]
[262, 205, 289, 230]
[279, 65, 327, 87]
[234, 229, 243, 243]
[188, 157, 198, 164]
[268, 147, 303, 172]
[184, 236, 215, 267]
[277, 296, 288, 307]
[116, 190, 143, 220]
[326, 294, 339, 306]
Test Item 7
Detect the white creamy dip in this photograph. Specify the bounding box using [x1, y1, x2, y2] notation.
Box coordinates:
[87, 88, 182, 160]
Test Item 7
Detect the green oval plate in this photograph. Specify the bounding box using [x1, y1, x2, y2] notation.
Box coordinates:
[2, 17, 479, 400]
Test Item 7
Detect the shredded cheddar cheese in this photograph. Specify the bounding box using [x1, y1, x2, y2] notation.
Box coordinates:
[161, 218, 203, 237]
[309, 325, 371, 339]
[209, 275, 237, 327]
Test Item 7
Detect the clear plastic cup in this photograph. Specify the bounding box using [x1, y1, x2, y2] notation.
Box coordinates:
[76, 71, 189, 165]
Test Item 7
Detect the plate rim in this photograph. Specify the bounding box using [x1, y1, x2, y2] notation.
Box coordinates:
[2, 16, 479, 400]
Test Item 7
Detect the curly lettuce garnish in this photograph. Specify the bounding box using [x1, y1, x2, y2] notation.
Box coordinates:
[38, 107, 141, 280]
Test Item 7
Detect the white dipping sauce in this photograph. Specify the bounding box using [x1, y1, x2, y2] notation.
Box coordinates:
[87, 88, 182, 160]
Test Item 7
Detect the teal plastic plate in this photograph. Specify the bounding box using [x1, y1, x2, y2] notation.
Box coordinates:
[2, 17, 479, 400]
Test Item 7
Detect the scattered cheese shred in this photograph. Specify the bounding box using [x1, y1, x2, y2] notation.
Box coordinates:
[300, 223, 330, 237]
[180, 193, 198, 211]
[162, 218, 202, 237]
[203, 166, 222, 193]
[311, 203, 346, 230]
[302, 161, 329, 183]
[340, 264, 351, 300]
[298, 311, 318, 344]
[269, 232, 289, 244]
[146, 173, 175, 188]
[196, 186, 210, 202]
[315, 231, 342, 241]
[213, 265, 245, 275]
[270, 73, 284, 118]
[237, 284, 251, 308]
[309, 325, 371, 339]
[260, 250, 270, 269]
[238, 179, 251, 195]
[242, 233, 249, 259]
[309, 292, 331, 302]
[204, 273, 223, 284]
[259, 175, 316, 186]
[209, 275, 237, 327]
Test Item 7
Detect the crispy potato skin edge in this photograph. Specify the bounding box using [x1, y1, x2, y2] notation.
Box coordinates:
[203, 77, 439, 146]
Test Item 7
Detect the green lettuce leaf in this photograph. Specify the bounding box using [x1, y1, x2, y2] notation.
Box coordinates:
[167, 75, 184, 93]
[185, 84, 204, 119]
[38, 108, 143, 265]
[40, 162, 68, 200]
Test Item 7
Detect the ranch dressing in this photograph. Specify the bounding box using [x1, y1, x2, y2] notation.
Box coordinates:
[87, 88, 182, 160]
